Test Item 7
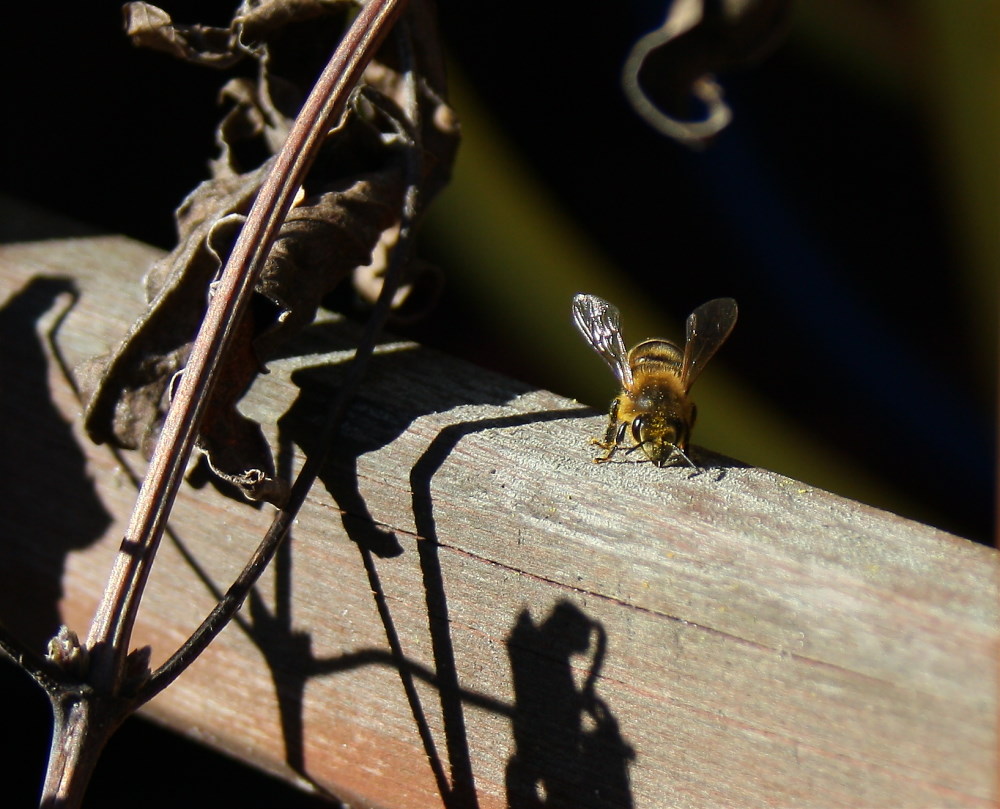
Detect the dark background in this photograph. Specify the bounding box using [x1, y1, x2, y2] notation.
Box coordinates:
[1, 1, 994, 806]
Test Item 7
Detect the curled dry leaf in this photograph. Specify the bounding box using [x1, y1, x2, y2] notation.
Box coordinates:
[622, 0, 791, 145]
[81, 0, 458, 503]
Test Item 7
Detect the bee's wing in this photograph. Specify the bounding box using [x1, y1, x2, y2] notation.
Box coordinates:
[680, 297, 738, 390]
[572, 293, 634, 388]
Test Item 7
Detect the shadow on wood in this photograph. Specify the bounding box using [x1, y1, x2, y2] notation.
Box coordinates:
[506, 601, 635, 809]
[0, 229, 996, 808]
[0, 275, 111, 654]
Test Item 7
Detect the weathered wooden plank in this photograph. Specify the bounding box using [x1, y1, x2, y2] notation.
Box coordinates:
[0, 230, 996, 808]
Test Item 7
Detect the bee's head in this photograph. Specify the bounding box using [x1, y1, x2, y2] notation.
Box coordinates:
[629, 410, 694, 468]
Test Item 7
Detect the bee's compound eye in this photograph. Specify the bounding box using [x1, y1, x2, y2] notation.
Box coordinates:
[631, 416, 645, 443]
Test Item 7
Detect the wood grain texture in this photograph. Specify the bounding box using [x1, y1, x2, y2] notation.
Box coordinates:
[0, 230, 996, 808]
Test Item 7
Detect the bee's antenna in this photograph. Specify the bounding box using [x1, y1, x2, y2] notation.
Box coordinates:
[626, 439, 698, 470]
[663, 444, 698, 470]
[674, 446, 698, 469]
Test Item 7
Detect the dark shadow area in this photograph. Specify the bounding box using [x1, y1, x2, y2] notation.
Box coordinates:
[407, 406, 594, 809]
[160, 470, 348, 806]
[261, 331, 592, 806]
[133, 321, 547, 803]
[403, 405, 599, 802]
[272, 340, 523, 807]
[506, 601, 635, 809]
[0, 194, 101, 244]
[0, 636, 346, 808]
[0, 654, 50, 806]
[95, 315, 555, 804]
[0, 276, 111, 653]
[278, 330, 533, 558]
[54, 308, 633, 806]
[0, 278, 353, 807]
[0, 277, 329, 807]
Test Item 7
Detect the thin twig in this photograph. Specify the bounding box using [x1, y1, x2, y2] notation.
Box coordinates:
[84, 0, 409, 695]
[38, 2, 409, 806]
[0, 623, 60, 690]
[142, 13, 424, 702]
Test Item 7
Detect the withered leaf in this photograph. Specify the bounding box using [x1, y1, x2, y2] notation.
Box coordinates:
[83, 1, 459, 503]
[623, 0, 791, 145]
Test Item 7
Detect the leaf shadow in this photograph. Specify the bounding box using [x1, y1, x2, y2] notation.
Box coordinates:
[505, 601, 635, 809]
[404, 407, 636, 808]
[260, 326, 591, 805]
[271, 338, 529, 806]
[172, 316, 628, 806]
[0, 276, 111, 654]
[407, 405, 596, 807]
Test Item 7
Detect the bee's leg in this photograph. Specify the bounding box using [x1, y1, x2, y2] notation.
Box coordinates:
[591, 399, 622, 463]
[603, 398, 621, 444]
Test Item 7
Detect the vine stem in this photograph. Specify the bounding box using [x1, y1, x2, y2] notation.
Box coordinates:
[142, 22, 424, 702]
[40, 2, 408, 806]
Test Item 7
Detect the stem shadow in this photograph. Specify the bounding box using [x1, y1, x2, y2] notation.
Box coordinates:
[173, 318, 632, 807]
[275, 339, 530, 806]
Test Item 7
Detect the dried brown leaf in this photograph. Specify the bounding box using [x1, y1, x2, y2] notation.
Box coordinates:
[84, 1, 458, 503]
[124, 2, 241, 68]
[623, 0, 791, 145]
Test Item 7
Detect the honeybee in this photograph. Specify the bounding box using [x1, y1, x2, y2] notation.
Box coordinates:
[572, 293, 737, 467]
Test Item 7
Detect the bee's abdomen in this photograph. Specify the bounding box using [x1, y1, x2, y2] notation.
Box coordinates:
[628, 339, 683, 368]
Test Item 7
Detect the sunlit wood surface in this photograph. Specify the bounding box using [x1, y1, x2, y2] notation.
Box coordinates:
[0, 225, 996, 808]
